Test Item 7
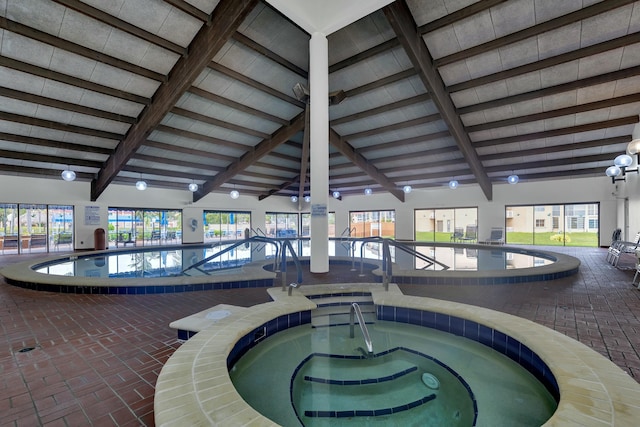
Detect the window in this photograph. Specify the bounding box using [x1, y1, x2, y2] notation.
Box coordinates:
[350, 210, 395, 238]
[414, 207, 477, 242]
[0, 203, 74, 254]
[204, 211, 251, 242]
[108, 208, 182, 247]
[505, 203, 599, 247]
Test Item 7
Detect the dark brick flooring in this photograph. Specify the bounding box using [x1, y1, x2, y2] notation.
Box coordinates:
[1, 246, 639, 426]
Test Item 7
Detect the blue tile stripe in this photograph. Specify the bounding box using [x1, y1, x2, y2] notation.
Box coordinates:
[304, 366, 418, 385]
[226, 310, 312, 369]
[377, 305, 560, 402]
[6, 277, 274, 294]
[304, 393, 436, 418]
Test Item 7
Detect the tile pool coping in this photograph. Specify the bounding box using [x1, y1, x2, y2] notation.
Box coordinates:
[0, 245, 580, 293]
[154, 283, 640, 426]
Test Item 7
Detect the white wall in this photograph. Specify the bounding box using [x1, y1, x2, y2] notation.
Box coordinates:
[0, 174, 622, 249]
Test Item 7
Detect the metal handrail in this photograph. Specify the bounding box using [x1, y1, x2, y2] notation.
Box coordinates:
[350, 302, 373, 354]
[280, 239, 303, 291]
[181, 236, 280, 275]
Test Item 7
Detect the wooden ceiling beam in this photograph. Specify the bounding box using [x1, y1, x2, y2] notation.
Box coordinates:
[448, 32, 640, 93]
[92, 0, 258, 200]
[479, 136, 630, 161]
[0, 56, 149, 105]
[232, 32, 308, 78]
[209, 62, 305, 108]
[0, 87, 137, 125]
[330, 93, 432, 126]
[163, 0, 210, 22]
[155, 125, 249, 152]
[0, 111, 122, 140]
[434, 0, 637, 67]
[418, 0, 508, 34]
[473, 116, 639, 148]
[459, 65, 640, 115]
[384, 0, 493, 200]
[329, 129, 405, 201]
[343, 69, 415, 98]
[51, 0, 186, 55]
[193, 111, 305, 201]
[343, 114, 441, 140]
[0, 16, 166, 82]
[170, 107, 270, 139]
[466, 93, 640, 133]
[188, 86, 289, 125]
[0, 131, 113, 155]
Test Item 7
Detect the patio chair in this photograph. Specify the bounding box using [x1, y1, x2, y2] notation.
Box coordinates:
[450, 227, 464, 242]
[480, 228, 505, 245]
[606, 228, 622, 263]
[609, 231, 640, 267]
[460, 225, 477, 243]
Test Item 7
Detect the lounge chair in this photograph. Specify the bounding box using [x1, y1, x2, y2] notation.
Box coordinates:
[480, 228, 505, 245]
[460, 225, 477, 243]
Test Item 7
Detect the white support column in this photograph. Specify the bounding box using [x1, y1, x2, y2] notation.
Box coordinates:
[309, 32, 329, 273]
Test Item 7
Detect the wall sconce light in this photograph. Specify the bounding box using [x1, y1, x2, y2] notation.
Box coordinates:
[605, 152, 639, 183]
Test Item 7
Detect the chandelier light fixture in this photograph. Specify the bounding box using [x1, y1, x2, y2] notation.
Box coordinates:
[61, 166, 76, 182]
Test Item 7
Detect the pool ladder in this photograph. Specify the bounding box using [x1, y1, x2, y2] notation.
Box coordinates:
[350, 303, 373, 354]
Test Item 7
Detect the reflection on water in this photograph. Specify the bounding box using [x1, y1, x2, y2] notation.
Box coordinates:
[34, 241, 554, 278]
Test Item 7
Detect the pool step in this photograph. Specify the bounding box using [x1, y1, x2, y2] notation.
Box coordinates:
[297, 357, 438, 419]
[309, 293, 375, 328]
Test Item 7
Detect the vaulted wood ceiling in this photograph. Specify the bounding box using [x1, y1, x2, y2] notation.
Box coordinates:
[1, 0, 639, 203]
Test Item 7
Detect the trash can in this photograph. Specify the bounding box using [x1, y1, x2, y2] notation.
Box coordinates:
[94, 228, 106, 250]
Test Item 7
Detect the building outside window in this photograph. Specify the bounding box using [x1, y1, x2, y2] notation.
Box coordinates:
[0, 203, 73, 254]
